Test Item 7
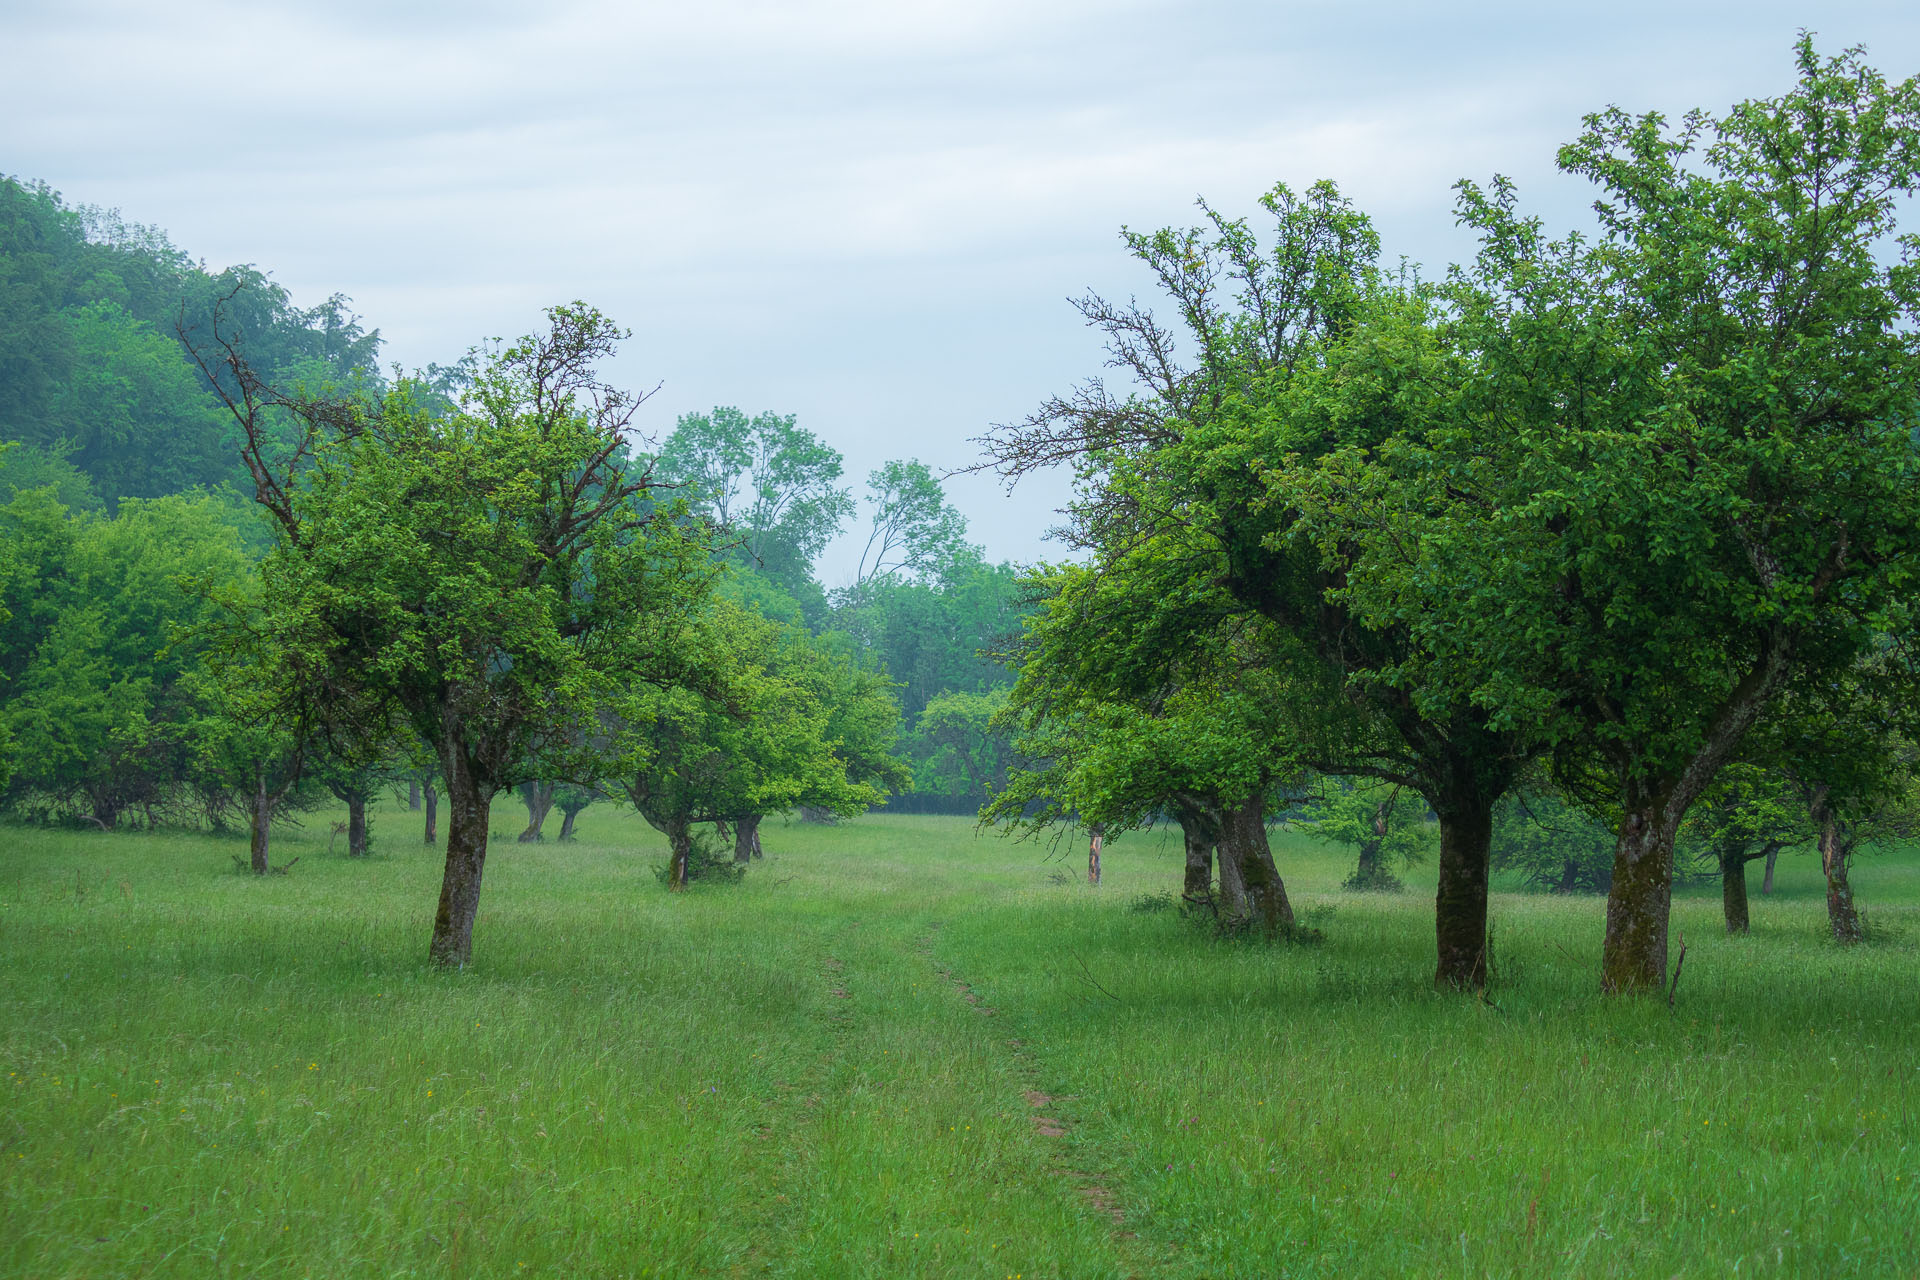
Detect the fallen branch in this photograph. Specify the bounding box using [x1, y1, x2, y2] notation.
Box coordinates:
[1667, 932, 1688, 1010]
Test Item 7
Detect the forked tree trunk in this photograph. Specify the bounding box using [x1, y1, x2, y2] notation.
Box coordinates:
[732, 815, 763, 865]
[666, 817, 693, 890]
[1222, 794, 1293, 935]
[1433, 799, 1495, 990]
[1179, 814, 1214, 905]
[250, 771, 273, 875]
[1216, 818, 1249, 923]
[1816, 804, 1863, 944]
[1720, 848, 1751, 935]
[517, 781, 555, 843]
[1602, 642, 1793, 993]
[423, 785, 439, 845]
[429, 746, 492, 968]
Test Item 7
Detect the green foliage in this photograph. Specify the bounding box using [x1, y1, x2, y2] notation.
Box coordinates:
[612, 597, 900, 833]
[903, 688, 1012, 813]
[1492, 785, 1620, 894]
[656, 405, 853, 597]
[849, 458, 972, 588]
[0, 440, 100, 512]
[1293, 778, 1434, 892]
[0, 490, 251, 826]
[828, 555, 1026, 721]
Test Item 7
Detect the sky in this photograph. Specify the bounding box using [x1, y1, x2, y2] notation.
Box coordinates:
[5, 0, 1919, 584]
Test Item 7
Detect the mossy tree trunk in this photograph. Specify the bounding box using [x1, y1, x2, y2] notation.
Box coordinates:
[1814, 795, 1863, 944]
[1222, 793, 1293, 935]
[429, 742, 493, 968]
[732, 814, 763, 865]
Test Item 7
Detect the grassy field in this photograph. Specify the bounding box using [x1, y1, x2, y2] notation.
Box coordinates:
[1, 804, 1916, 1278]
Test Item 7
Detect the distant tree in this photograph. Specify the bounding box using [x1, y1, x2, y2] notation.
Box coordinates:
[1680, 765, 1808, 934]
[849, 459, 971, 589]
[1490, 783, 1619, 896]
[611, 599, 897, 887]
[552, 783, 599, 842]
[1, 493, 248, 829]
[1295, 778, 1434, 894]
[657, 406, 852, 597]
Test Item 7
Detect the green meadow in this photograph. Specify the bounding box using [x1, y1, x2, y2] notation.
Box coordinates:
[2, 809, 1916, 1278]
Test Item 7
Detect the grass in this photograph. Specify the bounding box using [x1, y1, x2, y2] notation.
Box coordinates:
[1, 803, 1916, 1278]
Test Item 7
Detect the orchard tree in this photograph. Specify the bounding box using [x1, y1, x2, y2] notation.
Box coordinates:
[1680, 765, 1807, 934]
[979, 183, 1533, 988]
[192, 300, 713, 965]
[986, 562, 1349, 930]
[1294, 778, 1434, 894]
[610, 599, 893, 888]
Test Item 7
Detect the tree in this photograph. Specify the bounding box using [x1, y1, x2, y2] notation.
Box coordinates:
[1, 493, 249, 830]
[1680, 765, 1808, 934]
[193, 299, 713, 965]
[1302, 41, 1920, 991]
[656, 406, 852, 599]
[986, 563, 1334, 931]
[849, 459, 971, 589]
[979, 184, 1531, 987]
[610, 599, 893, 888]
[1294, 778, 1434, 893]
[1490, 782, 1619, 896]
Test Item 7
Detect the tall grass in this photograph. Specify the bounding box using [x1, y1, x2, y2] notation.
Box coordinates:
[2, 805, 1914, 1277]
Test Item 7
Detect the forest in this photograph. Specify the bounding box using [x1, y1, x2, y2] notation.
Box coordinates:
[3, 37, 1918, 1279]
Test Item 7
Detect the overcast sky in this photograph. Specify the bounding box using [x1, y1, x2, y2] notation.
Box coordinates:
[5, 0, 1918, 583]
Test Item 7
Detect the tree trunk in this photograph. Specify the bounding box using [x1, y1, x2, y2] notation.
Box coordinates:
[557, 806, 581, 842]
[1817, 804, 1863, 944]
[428, 746, 491, 968]
[1433, 798, 1495, 990]
[517, 781, 555, 843]
[666, 817, 693, 891]
[1088, 827, 1103, 887]
[1601, 787, 1682, 995]
[1556, 857, 1580, 895]
[250, 771, 272, 876]
[1720, 847, 1750, 935]
[1222, 793, 1293, 935]
[1216, 817, 1249, 923]
[346, 793, 369, 858]
[409, 779, 421, 811]
[1179, 813, 1214, 905]
[1761, 843, 1779, 896]
[423, 784, 438, 845]
[732, 814, 762, 865]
